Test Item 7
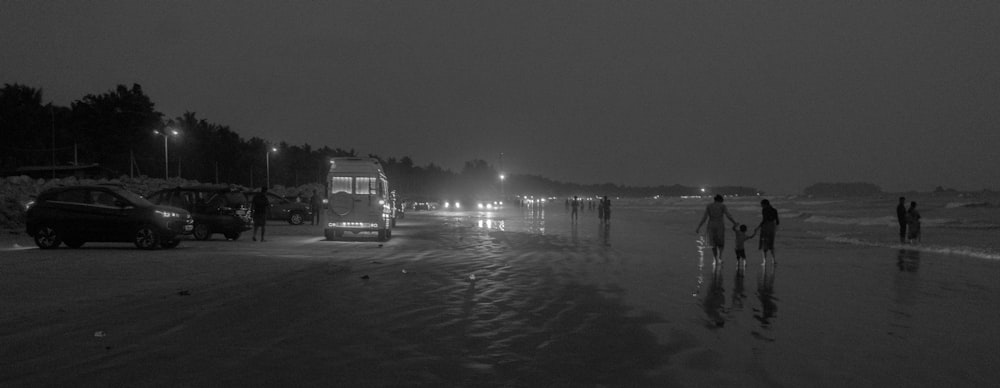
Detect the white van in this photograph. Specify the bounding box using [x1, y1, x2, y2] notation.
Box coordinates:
[325, 157, 394, 241]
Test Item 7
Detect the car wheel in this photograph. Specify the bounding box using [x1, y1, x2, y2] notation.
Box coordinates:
[224, 232, 241, 240]
[134, 225, 161, 250]
[161, 239, 181, 249]
[193, 223, 211, 240]
[288, 213, 304, 225]
[34, 225, 62, 249]
[64, 239, 86, 248]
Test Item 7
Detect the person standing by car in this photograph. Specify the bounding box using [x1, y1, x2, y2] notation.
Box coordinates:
[251, 186, 270, 241]
[310, 189, 323, 225]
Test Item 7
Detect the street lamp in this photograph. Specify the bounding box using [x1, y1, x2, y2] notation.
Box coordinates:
[500, 173, 506, 199]
[265, 146, 278, 188]
[153, 128, 179, 179]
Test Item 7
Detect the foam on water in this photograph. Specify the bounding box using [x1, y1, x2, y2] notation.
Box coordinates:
[823, 234, 1000, 260]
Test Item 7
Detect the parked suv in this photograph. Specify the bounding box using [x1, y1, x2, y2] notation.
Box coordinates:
[146, 185, 252, 240]
[25, 185, 193, 249]
[243, 191, 312, 225]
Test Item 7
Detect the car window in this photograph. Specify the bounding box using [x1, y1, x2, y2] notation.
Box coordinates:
[224, 192, 248, 205]
[356, 177, 376, 195]
[267, 193, 286, 204]
[113, 189, 152, 207]
[91, 190, 119, 207]
[53, 189, 90, 204]
[331, 177, 352, 194]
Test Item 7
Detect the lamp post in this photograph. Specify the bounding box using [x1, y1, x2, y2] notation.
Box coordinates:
[266, 146, 277, 188]
[500, 173, 506, 200]
[153, 128, 179, 179]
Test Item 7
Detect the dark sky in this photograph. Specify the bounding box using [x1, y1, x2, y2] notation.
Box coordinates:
[3, 1, 999, 193]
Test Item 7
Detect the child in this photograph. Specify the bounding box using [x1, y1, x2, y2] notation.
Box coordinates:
[733, 224, 757, 270]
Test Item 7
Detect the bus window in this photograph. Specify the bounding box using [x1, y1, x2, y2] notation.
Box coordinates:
[356, 177, 376, 195]
[331, 177, 352, 194]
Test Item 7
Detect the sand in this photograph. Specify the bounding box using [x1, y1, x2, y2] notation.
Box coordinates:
[2, 202, 999, 387]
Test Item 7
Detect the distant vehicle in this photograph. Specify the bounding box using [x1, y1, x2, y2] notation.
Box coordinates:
[243, 191, 312, 225]
[325, 157, 394, 241]
[25, 185, 193, 249]
[412, 202, 431, 211]
[146, 185, 252, 240]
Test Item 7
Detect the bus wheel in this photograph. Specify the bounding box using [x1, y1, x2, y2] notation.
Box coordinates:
[325, 229, 337, 241]
[377, 229, 387, 241]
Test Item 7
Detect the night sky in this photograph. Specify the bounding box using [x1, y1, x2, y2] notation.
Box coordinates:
[3, 1, 998, 193]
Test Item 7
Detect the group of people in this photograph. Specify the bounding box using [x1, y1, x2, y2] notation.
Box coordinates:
[695, 195, 779, 268]
[896, 197, 921, 244]
[569, 195, 611, 223]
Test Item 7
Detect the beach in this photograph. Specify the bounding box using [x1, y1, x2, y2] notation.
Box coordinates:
[2, 196, 999, 387]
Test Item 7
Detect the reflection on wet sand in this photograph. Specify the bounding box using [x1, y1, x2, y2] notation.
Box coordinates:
[522, 203, 546, 234]
[703, 262, 726, 328]
[597, 222, 611, 247]
[897, 248, 920, 272]
[732, 268, 747, 312]
[754, 264, 777, 327]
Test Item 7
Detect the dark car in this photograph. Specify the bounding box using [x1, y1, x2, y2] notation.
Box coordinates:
[243, 191, 312, 225]
[25, 185, 193, 250]
[146, 186, 252, 240]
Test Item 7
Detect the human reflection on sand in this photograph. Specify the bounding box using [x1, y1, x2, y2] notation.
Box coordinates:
[754, 264, 777, 327]
[896, 248, 920, 272]
[703, 262, 727, 328]
[597, 222, 611, 247]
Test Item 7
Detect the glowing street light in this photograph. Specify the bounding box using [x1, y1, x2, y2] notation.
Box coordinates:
[153, 128, 179, 179]
[500, 173, 506, 199]
[265, 146, 278, 188]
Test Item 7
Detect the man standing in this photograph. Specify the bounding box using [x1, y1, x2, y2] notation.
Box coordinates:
[571, 196, 580, 222]
[251, 186, 270, 242]
[896, 197, 907, 244]
[696, 194, 738, 262]
[310, 189, 323, 225]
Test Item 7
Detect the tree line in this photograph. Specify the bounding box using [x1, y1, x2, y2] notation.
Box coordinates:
[2, 83, 758, 199]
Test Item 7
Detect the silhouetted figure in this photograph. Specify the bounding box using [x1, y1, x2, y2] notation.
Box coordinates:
[896, 196, 907, 244]
[733, 224, 757, 271]
[601, 196, 611, 223]
[906, 201, 921, 244]
[757, 199, 779, 263]
[695, 194, 738, 262]
[251, 186, 270, 242]
[310, 189, 323, 225]
[571, 196, 580, 222]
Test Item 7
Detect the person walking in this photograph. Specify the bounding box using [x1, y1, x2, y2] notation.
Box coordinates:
[896, 197, 907, 244]
[251, 186, 270, 242]
[310, 189, 323, 225]
[695, 194, 738, 262]
[906, 201, 921, 244]
[757, 199, 780, 263]
[601, 196, 611, 224]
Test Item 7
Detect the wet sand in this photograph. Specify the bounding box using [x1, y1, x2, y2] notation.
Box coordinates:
[2, 204, 999, 387]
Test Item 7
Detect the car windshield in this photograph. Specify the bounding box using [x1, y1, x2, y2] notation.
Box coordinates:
[114, 188, 153, 207]
[223, 192, 249, 205]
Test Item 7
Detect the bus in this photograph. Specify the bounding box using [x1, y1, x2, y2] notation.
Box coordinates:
[324, 157, 394, 241]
